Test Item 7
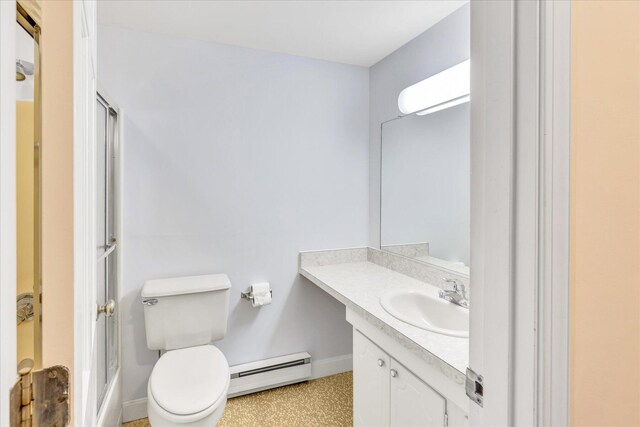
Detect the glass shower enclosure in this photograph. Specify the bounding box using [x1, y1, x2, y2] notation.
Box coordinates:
[96, 93, 119, 413]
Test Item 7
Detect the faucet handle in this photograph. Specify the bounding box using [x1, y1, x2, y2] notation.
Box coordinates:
[443, 278, 466, 294]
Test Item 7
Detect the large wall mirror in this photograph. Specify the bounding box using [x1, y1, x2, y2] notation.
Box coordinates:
[16, 2, 42, 370]
[380, 102, 470, 276]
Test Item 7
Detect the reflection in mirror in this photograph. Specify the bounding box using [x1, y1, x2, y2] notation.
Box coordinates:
[16, 16, 41, 368]
[380, 102, 469, 276]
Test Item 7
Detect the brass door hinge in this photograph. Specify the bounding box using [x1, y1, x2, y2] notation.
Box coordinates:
[10, 365, 70, 427]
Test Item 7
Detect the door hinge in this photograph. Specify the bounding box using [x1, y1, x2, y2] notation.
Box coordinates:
[444, 411, 449, 426]
[10, 364, 70, 427]
[466, 367, 484, 407]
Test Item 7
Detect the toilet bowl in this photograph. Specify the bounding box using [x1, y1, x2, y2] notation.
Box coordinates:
[142, 274, 232, 426]
[147, 345, 230, 426]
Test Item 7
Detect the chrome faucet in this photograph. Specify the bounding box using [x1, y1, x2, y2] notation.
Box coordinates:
[439, 278, 469, 308]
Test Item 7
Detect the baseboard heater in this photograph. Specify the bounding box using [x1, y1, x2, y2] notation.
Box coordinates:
[228, 352, 311, 398]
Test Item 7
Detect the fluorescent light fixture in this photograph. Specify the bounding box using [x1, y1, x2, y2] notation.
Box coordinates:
[398, 59, 470, 115]
[416, 94, 470, 116]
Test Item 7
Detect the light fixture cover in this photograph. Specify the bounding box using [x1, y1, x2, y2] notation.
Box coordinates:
[415, 94, 470, 116]
[398, 59, 470, 115]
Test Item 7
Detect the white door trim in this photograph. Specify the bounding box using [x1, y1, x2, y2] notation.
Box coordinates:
[73, 1, 98, 425]
[537, 1, 571, 425]
[470, 1, 571, 425]
[0, 2, 18, 425]
[469, 1, 516, 425]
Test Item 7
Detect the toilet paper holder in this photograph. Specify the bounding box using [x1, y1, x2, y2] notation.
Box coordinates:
[240, 288, 273, 302]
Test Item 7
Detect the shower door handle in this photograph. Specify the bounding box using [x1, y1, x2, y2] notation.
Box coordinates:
[97, 299, 116, 319]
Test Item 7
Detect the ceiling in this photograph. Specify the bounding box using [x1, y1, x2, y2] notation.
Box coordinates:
[97, 0, 467, 67]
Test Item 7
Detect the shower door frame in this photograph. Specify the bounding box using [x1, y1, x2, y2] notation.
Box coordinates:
[95, 89, 123, 427]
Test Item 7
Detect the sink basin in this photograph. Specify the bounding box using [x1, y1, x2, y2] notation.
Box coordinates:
[380, 289, 469, 338]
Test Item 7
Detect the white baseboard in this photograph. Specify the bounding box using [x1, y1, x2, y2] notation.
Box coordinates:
[121, 353, 353, 423]
[310, 353, 352, 380]
[122, 397, 149, 423]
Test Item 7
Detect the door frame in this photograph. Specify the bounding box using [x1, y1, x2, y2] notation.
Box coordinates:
[469, 1, 571, 426]
[0, 1, 18, 426]
[72, 0, 98, 425]
[74, 9, 126, 427]
[537, 2, 571, 424]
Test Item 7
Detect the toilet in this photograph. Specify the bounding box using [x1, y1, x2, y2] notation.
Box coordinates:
[142, 274, 232, 426]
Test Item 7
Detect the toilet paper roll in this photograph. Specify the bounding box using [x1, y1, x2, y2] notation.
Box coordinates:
[251, 282, 272, 308]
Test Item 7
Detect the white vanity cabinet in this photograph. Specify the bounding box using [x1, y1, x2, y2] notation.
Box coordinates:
[353, 330, 390, 426]
[299, 253, 470, 427]
[354, 330, 447, 427]
[389, 359, 447, 427]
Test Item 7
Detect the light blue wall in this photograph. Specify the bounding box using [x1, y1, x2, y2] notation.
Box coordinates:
[99, 4, 469, 403]
[369, 4, 470, 247]
[98, 26, 369, 403]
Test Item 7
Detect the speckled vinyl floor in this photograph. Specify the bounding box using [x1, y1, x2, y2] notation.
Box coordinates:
[123, 372, 353, 427]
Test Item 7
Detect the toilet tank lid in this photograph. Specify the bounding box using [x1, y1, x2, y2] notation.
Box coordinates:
[142, 274, 231, 298]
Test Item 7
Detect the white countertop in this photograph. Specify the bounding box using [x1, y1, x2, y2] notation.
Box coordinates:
[300, 260, 469, 377]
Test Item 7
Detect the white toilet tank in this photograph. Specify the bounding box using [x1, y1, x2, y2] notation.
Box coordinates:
[142, 274, 231, 351]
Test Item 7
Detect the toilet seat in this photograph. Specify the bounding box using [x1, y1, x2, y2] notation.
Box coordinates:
[148, 345, 229, 424]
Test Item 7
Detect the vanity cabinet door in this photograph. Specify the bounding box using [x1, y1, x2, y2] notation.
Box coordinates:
[389, 359, 447, 427]
[353, 330, 390, 427]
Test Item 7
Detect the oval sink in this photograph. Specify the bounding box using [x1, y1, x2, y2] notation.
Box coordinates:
[380, 289, 469, 338]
